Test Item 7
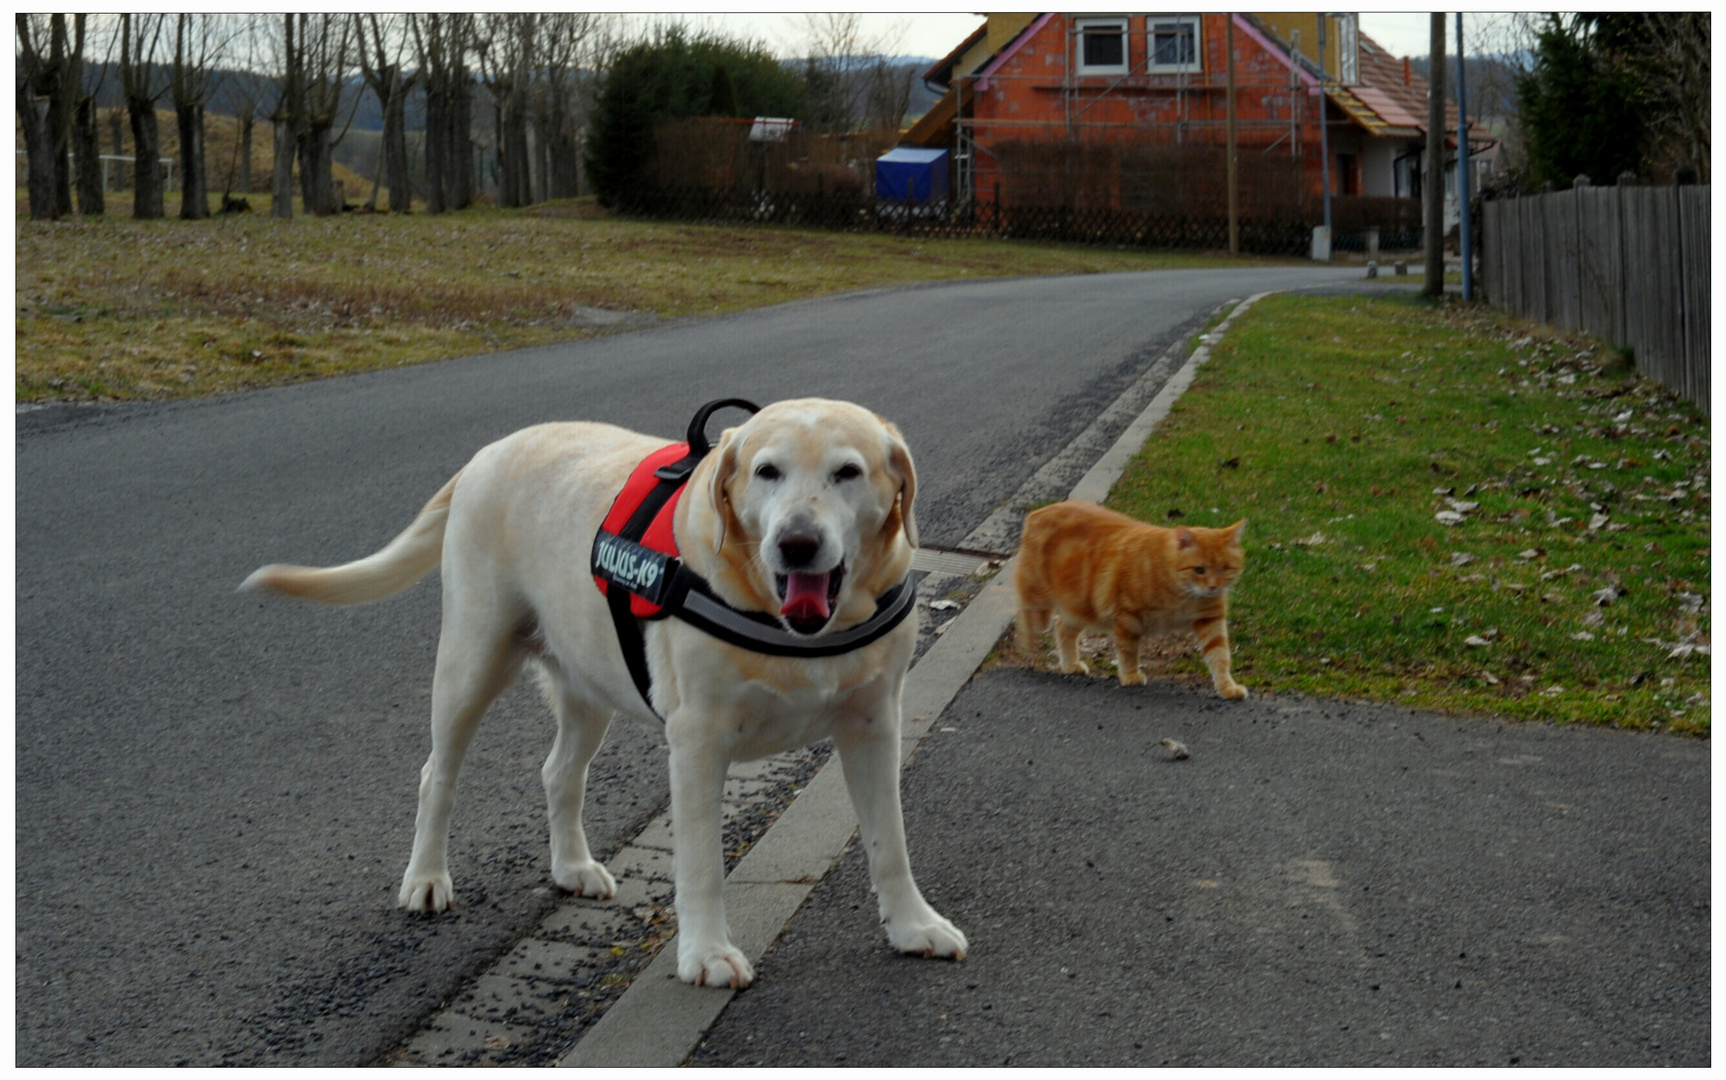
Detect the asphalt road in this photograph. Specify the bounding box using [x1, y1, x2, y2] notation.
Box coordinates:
[689, 669, 1710, 1068]
[15, 265, 1363, 1066]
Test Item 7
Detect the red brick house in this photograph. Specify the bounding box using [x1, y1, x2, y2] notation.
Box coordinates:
[904, 13, 1491, 236]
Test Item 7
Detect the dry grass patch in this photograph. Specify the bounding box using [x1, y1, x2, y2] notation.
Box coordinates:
[17, 197, 1293, 402]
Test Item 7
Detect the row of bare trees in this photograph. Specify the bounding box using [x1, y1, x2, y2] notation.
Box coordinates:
[18, 13, 919, 222]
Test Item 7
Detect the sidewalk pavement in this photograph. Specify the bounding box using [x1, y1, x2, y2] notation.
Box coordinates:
[686, 666, 1709, 1067]
[555, 285, 1707, 1067]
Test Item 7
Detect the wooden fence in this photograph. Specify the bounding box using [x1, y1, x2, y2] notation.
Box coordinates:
[1481, 184, 1709, 413]
[610, 184, 1314, 256]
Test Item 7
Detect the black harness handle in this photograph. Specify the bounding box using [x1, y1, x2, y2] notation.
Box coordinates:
[652, 398, 761, 483]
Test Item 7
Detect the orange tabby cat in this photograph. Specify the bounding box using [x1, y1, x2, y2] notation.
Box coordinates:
[1014, 501, 1248, 698]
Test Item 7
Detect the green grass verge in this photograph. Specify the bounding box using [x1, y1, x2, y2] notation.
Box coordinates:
[1104, 293, 1710, 734]
[16, 195, 1296, 403]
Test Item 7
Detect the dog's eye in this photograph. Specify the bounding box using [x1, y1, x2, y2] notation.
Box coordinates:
[754, 463, 782, 481]
[833, 463, 862, 482]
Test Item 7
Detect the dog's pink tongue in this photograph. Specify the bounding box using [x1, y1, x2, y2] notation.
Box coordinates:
[780, 571, 832, 622]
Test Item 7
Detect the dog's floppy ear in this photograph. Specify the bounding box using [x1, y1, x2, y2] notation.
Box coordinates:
[707, 426, 742, 554]
[882, 421, 918, 549]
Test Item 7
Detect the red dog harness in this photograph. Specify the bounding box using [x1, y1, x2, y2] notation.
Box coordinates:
[591, 399, 919, 715]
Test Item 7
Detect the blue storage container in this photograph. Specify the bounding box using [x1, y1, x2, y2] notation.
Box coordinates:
[875, 148, 950, 203]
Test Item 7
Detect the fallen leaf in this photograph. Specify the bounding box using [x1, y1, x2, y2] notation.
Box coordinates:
[1159, 738, 1190, 761]
[1450, 552, 1477, 567]
[1571, 631, 1595, 641]
[928, 599, 960, 612]
[1445, 498, 1480, 513]
[1465, 635, 1491, 647]
[1591, 585, 1622, 606]
[1435, 510, 1466, 526]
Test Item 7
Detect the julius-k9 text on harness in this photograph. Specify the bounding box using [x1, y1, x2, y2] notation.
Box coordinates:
[591, 399, 920, 715]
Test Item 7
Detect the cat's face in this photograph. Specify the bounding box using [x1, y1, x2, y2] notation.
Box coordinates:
[1173, 521, 1246, 599]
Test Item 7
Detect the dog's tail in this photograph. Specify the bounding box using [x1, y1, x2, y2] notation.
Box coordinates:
[240, 471, 462, 604]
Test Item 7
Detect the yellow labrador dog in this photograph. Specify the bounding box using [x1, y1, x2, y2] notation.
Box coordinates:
[242, 398, 965, 989]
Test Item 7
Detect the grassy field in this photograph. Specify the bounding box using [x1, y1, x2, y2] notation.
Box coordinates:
[1012, 293, 1708, 734]
[15, 193, 1294, 402]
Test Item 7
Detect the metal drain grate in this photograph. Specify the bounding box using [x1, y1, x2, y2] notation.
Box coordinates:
[911, 546, 1001, 577]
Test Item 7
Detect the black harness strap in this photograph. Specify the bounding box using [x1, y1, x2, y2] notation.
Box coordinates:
[603, 398, 760, 713]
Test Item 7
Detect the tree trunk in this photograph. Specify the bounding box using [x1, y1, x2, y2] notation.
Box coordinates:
[74, 95, 104, 214]
[18, 85, 57, 220]
[299, 121, 335, 214]
[270, 115, 294, 217]
[384, 83, 410, 211]
[423, 84, 446, 213]
[448, 78, 474, 209]
[128, 96, 164, 219]
[177, 102, 208, 219]
[53, 138, 74, 217]
[239, 117, 253, 193]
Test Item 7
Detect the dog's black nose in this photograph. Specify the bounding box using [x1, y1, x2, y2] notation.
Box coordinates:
[778, 534, 821, 568]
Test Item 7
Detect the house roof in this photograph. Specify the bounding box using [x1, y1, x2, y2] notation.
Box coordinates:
[922, 21, 988, 88]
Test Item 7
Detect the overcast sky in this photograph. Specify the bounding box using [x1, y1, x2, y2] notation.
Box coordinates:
[654, 12, 1515, 63]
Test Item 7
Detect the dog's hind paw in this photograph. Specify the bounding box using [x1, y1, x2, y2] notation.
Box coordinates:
[552, 859, 617, 900]
[678, 940, 755, 990]
[399, 872, 455, 913]
[886, 911, 968, 962]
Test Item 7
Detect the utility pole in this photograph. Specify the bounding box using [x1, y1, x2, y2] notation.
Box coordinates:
[1318, 13, 1331, 237]
[1226, 14, 1238, 255]
[1423, 13, 1446, 296]
[1455, 12, 1472, 300]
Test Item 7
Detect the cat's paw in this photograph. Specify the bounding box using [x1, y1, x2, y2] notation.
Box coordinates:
[1058, 659, 1091, 676]
[1218, 682, 1249, 700]
[1117, 670, 1147, 686]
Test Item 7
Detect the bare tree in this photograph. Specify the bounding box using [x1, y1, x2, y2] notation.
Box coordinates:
[295, 15, 357, 215]
[411, 13, 477, 213]
[119, 13, 170, 219]
[73, 19, 113, 215]
[217, 15, 273, 199]
[355, 14, 418, 211]
[795, 13, 906, 132]
[16, 14, 84, 221]
[863, 57, 915, 132]
[1635, 13, 1709, 180]
[269, 13, 299, 217]
[531, 14, 602, 201]
[170, 14, 231, 219]
[475, 13, 539, 208]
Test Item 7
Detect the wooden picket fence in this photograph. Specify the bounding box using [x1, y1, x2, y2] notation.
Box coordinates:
[1481, 184, 1709, 412]
[610, 184, 1314, 257]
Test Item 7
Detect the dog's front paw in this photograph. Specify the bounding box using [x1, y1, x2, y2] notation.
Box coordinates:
[552, 859, 617, 900]
[885, 910, 968, 961]
[678, 939, 754, 989]
[399, 871, 455, 913]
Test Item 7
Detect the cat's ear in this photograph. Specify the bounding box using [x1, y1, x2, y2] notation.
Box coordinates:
[1226, 519, 1247, 542]
[881, 419, 918, 549]
[1175, 527, 1197, 549]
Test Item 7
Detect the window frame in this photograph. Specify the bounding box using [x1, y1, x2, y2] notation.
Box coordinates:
[1073, 16, 1130, 76]
[1145, 14, 1203, 75]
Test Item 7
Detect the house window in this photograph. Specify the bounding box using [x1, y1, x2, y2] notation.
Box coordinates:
[1147, 15, 1202, 74]
[1075, 17, 1129, 75]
